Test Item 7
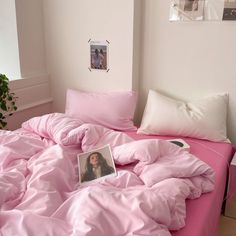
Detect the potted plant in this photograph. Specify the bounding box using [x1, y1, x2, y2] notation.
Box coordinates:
[0, 74, 17, 129]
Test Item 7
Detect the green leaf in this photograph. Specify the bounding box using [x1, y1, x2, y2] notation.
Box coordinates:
[0, 73, 18, 128]
[0, 120, 7, 127]
[1, 103, 7, 111]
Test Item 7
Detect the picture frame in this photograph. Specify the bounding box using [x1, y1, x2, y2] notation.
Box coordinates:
[223, 0, 236, 20]
[170, 0, 205, 21]
[78, 145, 116, 184]
[89, 40, 109, 72]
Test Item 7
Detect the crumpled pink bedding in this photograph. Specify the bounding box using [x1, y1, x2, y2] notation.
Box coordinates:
[0, 113, 215, 236]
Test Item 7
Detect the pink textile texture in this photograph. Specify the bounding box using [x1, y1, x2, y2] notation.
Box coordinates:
[65, 89, 137, 131]
[227, 147, 236, 203]
[228, 164, 236, 203]
[126, 132, 233, 236]
[0, 114, 218, 236]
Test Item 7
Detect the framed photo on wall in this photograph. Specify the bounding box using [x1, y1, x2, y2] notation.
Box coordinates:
[223, 0, 236, 20]
[89, 40, 109, 72]
[170, 0, 205, 21]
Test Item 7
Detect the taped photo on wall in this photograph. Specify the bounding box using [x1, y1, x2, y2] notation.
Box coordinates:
[89, 40, 109, 71]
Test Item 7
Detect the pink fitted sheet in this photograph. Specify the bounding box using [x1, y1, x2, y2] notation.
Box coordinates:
[125, 132, 234, 236]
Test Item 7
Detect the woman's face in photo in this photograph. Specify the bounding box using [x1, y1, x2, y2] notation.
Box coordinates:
[90, 153, 99, 166]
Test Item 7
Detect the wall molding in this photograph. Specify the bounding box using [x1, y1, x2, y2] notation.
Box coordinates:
[6, 74, 52, 130]
[9, 74, 50, 90]
[16, 97, 53, 113]
[8, 74, 52, 111]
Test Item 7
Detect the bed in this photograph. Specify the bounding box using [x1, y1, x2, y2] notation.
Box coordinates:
[0, 89, 234, 236]
[126, 132, 234, 236]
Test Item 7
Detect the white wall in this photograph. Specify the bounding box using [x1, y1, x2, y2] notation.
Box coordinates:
[6, 0, 52, 130]
[139, 0, 236, 144]
[43, 0, 138, 112]
[0, 0, 21, 79]
[23, 0, 236, 144]
[15, 0, 47, 78]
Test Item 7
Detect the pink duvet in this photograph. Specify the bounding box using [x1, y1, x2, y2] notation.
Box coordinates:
[0, 113, 215, 236]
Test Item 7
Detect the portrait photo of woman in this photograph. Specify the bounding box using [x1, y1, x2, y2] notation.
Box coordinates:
[78, 145, 116, 183]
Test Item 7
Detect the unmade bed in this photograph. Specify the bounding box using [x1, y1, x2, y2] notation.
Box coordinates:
[0, 88, 234, 235]
[126, 132, 234, 236]
[0, 112, 233, 236]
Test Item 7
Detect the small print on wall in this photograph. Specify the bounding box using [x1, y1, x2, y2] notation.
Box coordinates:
[223, 0, 236, 20]
[170, 0, 205, 21]
[183, 0, 200, 11]
[89, 40, 109, 72]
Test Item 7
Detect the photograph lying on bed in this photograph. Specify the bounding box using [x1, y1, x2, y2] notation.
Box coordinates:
[78, 145, 116, 183]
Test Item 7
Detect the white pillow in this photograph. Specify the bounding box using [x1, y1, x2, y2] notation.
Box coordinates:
[138, 90, 229, 142]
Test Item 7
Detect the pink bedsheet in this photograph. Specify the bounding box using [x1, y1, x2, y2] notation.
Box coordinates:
[0, 113, 233, 236]
[126, 132, 233, 236]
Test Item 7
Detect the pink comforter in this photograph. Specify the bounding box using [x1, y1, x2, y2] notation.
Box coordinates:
[0, 113, 215, 236]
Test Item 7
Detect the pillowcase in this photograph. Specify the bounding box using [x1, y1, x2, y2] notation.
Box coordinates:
[65, 89, 137, 131]
[138, 90, 229, 142]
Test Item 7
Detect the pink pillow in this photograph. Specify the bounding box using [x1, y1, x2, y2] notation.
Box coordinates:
[65, 89, 137, 131]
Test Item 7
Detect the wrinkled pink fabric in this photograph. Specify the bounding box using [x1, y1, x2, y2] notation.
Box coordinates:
[0, 113, 215, 236]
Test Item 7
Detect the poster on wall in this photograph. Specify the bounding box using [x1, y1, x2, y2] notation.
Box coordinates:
[223, 0, 236, 20]
[169, 0, 205, 21]
[89, 40, 109, 72]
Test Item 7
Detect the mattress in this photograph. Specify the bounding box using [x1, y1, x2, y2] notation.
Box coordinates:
[126, 132, 233, 236]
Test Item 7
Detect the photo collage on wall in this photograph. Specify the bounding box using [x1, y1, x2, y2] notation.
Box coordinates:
[169, 0, 236, 21]
[223, 0, 236, 20]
